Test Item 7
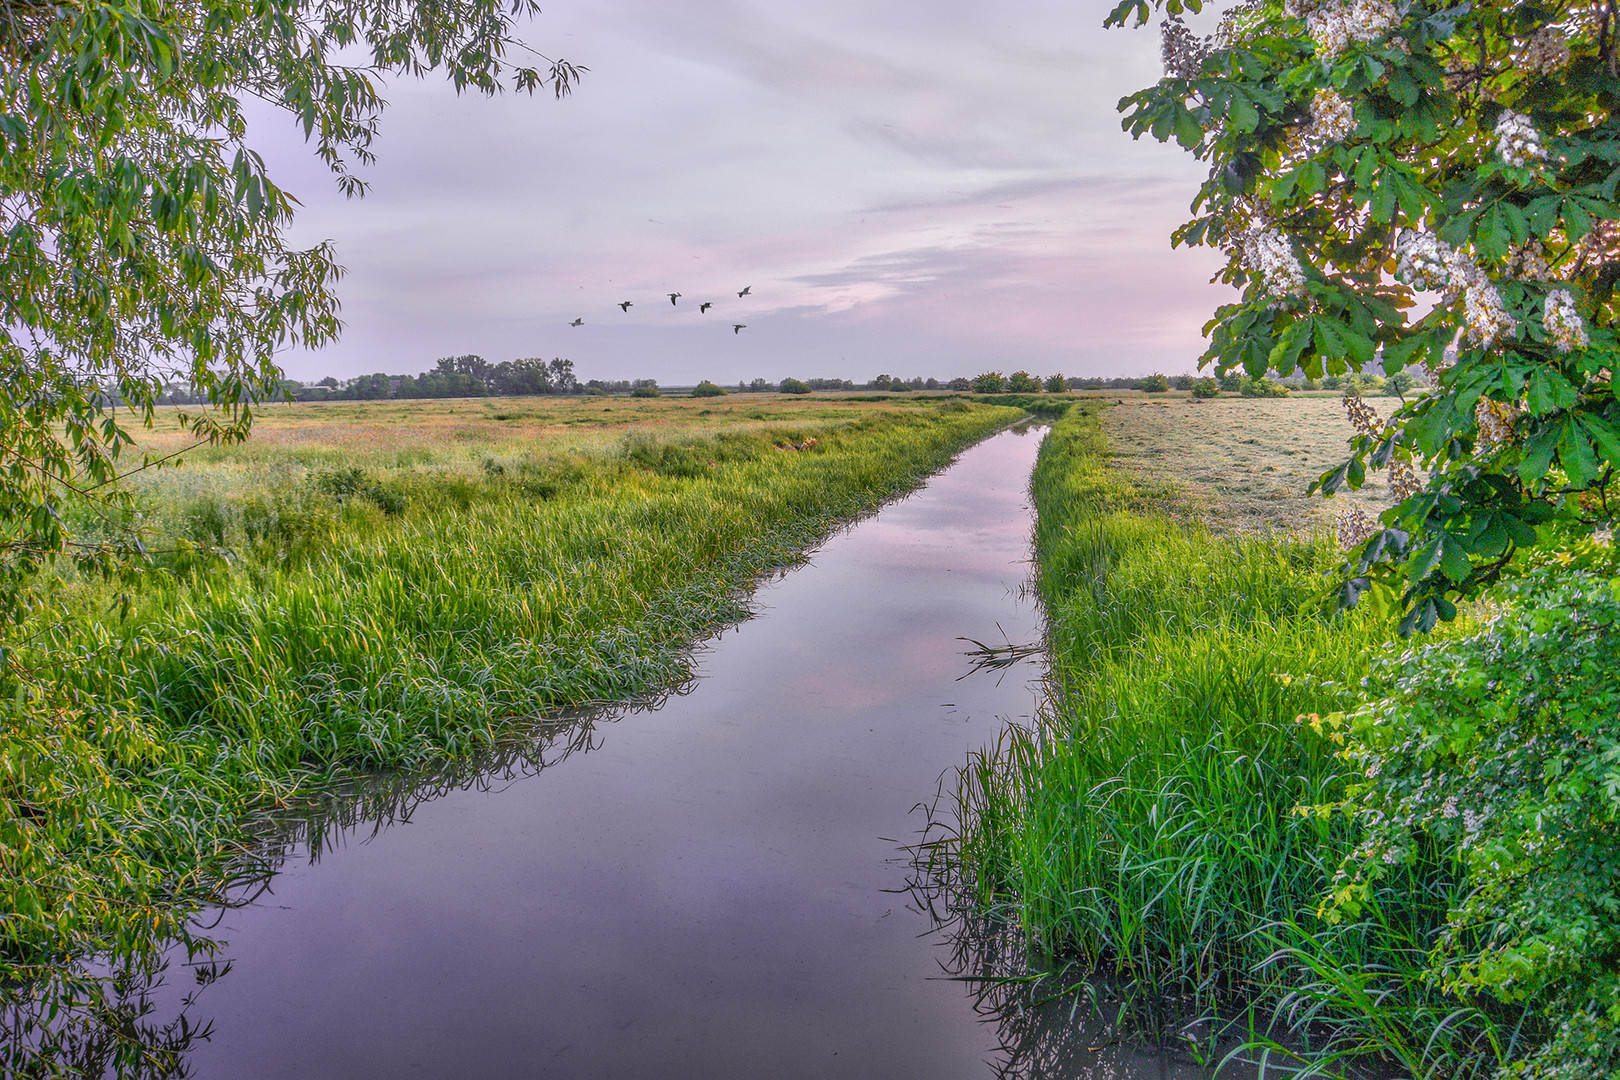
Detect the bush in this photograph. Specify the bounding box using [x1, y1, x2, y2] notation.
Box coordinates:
[948, 377, 972, 392]
[1385, 370, 1420, 397]
[1239, 377, 1289, 398]
[1343, 373, 1385, 396]
[1190, 377, 1220, 399]
[778, 378, 810, 395]
[1007, 370, 1040, 393]
[1139, 372, 1171, 393]
[1172, 374, 1194, 390]
[1319, 571, 1620, 1079]
[1044, 374, 1068, 394]
[630, 385, 660, 398]
[690, 381, 727, 397]
[1219, 372, 1245, 393]
[971, 372, 1005, 394]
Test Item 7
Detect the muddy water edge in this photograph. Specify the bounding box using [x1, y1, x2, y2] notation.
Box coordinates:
[107, 423, 1221, 1079]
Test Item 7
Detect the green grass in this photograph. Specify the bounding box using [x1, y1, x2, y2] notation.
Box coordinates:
[944, 402, 1423, 1063]
[1, 397, 1023, 1067]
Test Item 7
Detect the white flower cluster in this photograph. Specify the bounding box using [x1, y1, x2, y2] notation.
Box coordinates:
[1160, 14, 1210, 80]
[1337, 506, 1378, 549]
[1239, 226, 1308, 298]
[1475, 398, 1524, 449]
[1395, 230, 1517, 347]
[1462, 276, 1516, 347]
[1394, 229, 1451, 291]
[1520, 26, 1572, 74]
[1494, 109, 1548, 168]
[1286, 0, 1399, 58]
[1544, 289, 1589, 353]
[1505, 240, 1551, 282]
[1306, 88, 1357, 148]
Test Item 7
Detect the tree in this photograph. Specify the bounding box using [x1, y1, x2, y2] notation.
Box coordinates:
[972, 371, 1006, 393]
[1139, 372, 1172, 392]
[779, 378, 811, 395]
[1007, 370, 1041, 392]
[0, 0, 581, 620]
[1044, 373, 1069, 393]
[1114, 0, 1620, 633]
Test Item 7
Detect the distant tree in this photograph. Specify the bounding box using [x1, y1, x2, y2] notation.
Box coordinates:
[1239, 377, 1290, 398]
[343, 373, 393, 400]
[318, 377, 340, 389]
[779, 378, 811, 395]
[690, 381, 728, 397]
[925, 377, 941, 390]
[1385, 370, 1421, 397]
[1044, 374, 1068, 393]
[1007, 371, 1040, 393]
[868, 374, 896, 391]
[1139, 373, 1172, 393]
[631, 385, 661, 398]
[1191, 377, 1220, 399]
[948, 377, 973, 392]
[972, 372, 1006, 393]
[1172, 374, 1195, 391]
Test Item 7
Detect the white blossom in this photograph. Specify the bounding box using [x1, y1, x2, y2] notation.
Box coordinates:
[1288, 0, 1399, 58]
[1462, 278, 1516, 348]
[1239, 227, 1308, 298]
[1306, 88, 1357, 148]
[1520, 26, 1572, 75]
[1394, 229, 1451, 291]
[1161, 14, 1210, 80]
[1505, 240, 1551, 282]
[1544, 289, 1589, 352]
[1495, 109, 1548, 168]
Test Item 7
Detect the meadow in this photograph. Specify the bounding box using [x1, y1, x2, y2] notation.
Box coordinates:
[2, 392, 1025, 1063]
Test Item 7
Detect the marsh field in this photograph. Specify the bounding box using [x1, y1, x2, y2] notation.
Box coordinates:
[5, 390, 1532, 1078]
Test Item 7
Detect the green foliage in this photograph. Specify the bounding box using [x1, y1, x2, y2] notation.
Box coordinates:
[1006, 370, 1041, 393]
[1315, 570, 1620, 1078]
[1386, 369, 1421, 396]
[972, 371, 1006, 394]
[779, 378, 811, 395]
[631, 385, 661, 398]
[690, 381, 728, 398]
[1190, 376, 1221, 398]
[1239, 376, 1291, 397]
[0, 0, 580, 627]
[1113, 0, 1620, 627]
[1139, 372, 1172, 392]
[1044, 373, 1069, 393]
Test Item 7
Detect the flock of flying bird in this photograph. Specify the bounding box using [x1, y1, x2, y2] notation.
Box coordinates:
[568, 285, 753, 334]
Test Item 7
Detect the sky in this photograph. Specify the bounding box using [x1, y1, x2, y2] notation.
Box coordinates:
[261, 0, 1235, 386]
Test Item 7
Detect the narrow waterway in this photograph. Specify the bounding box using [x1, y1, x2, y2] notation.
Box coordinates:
[135, 424, 1217, 1079]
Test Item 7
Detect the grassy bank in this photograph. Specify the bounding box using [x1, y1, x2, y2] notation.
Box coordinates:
[948, 402, 1418, 1063]
[2, 395, 1022, 1059]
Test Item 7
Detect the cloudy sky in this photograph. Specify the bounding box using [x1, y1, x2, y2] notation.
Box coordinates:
[262, 1, 1234, 386]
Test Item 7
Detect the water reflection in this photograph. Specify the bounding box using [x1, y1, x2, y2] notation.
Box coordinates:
[2, 424, 1227, 1079]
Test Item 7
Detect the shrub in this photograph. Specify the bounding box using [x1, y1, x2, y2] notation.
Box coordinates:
[1190, 377, 1219, 399]
[778, 378, 810, 395]
[1385, 370, 1420, 397]
[1007, 371, 1040, 393]
[1219, 372, 1245, 393]
[1239, 377, 1289, 398]
[1139, 372, 1171, 393]
[971, 372, 1005, 394]
[948, 377, 972, 392]
[690, 381, 727, 397]
[1172, 374, 1194, 390]
[1044, 374, 1068, 394]
[630, 385, 660, 398]
[1318, 571, 1620, 1079]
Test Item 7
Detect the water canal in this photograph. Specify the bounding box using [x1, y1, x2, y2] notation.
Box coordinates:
[124, 424, 1222, 1079]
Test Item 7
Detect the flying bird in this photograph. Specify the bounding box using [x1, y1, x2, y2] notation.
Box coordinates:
[737, 286, 752, 297]
[700, 302, 712, 313]
[732, 324, 746, 334]
[668, 292, 681, 306]
[569, 317, 583, 327]
[618, 300, 632, 312]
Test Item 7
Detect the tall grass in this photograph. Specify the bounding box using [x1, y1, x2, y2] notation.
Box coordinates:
[947, 403, 1451, 1066]
[2, 400, 1023, 1069]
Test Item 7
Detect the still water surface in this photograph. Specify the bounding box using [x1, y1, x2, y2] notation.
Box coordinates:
[152, 425, 1217, 1079]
